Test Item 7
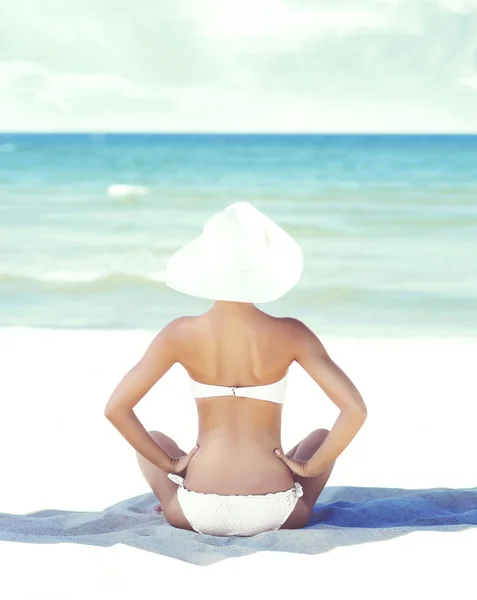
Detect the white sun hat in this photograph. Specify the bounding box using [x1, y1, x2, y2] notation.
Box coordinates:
[165, 202, 303, 303]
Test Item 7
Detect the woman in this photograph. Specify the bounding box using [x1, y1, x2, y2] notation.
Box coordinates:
[104, 202, 367, 536]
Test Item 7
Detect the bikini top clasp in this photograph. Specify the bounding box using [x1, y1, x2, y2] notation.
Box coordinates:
[190, 372, 288, 404]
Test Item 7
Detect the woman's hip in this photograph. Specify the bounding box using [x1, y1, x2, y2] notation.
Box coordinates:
[183, 451, 295, 495]
[168, 473, 304, 536]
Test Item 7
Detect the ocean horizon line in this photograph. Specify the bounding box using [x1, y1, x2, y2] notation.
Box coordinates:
[1, 131, 477, 137]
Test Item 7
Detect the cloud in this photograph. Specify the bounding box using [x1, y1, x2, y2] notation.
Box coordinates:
[0, 0, 476, 131]
[0, 59, 184, 112]
[435, 0, 477, 13]
[188, 0, 422, 46]
[458, 75, 477, 90]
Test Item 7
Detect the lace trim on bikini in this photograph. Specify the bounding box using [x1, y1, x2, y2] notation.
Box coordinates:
[167, 474, 303, 498]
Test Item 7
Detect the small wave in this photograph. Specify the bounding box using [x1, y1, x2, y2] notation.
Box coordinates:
[0, 270, 167, 287]
[107, 184, 150, 198]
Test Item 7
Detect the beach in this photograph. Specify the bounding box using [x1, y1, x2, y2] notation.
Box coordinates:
[1, 133, 476, 597]
[1, 327, 476, 596]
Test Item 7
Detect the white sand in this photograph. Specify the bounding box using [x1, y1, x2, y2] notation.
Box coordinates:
[0, 327, 475, 598]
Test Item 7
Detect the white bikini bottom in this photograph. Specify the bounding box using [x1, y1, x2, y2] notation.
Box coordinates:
[167, 473, 304, 537]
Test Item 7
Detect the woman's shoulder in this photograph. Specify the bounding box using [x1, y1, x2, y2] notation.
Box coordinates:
[162, 315, 196, 336]
[278, 315, 309, 333]
[278, 317, 323, 353]
[163, 313, 308, 340]
[162, 315, 212, 344]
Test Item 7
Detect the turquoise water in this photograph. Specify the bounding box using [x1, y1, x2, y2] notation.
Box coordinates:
[1, 133, 476, 336]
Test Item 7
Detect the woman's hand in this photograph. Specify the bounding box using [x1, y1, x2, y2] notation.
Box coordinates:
[167, 444, 200, 477]
[274, 448, 317, 478]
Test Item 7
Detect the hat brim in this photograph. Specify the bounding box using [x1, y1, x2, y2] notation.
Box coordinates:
[165, 214, 303, 303]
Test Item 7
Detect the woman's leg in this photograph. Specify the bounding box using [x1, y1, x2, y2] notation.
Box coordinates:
[279, 428, 336, 529]
[136, 430, 194, 529]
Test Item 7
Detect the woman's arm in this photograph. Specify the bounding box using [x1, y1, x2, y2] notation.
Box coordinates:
[285, 318, 368, 475]
[104, 318, 185, 470]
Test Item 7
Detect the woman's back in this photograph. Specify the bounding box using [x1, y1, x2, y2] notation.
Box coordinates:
[109, 203, 355, 535]
[176, 304, 298, 495]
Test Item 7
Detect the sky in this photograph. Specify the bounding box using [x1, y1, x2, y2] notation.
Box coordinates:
[0, 0, 476, 133]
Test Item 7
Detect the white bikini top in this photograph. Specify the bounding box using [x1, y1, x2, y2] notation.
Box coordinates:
[190, 372, 288, 404]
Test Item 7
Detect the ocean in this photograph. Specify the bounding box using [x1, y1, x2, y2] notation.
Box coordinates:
[1, 133, 476, 336]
